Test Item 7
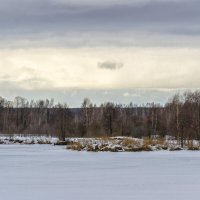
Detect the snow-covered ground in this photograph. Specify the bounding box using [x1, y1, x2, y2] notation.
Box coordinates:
[1, 135, 199, 151]
[1, 145, 200, 200]
[0, 135, 59, 144]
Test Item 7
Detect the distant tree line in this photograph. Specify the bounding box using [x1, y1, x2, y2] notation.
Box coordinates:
[0, 91, 200, 146]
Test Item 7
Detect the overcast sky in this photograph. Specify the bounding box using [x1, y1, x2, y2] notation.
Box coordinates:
[0, 0, 200, 106]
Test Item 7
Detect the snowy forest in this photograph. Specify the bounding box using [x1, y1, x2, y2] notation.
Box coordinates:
[0, 90, 200, 145]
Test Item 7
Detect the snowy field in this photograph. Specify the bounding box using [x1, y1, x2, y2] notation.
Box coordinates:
[1, 145, 200, 200]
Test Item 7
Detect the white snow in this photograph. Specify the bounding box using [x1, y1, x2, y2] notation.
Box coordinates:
[0, 145, 200, 200]
[0, 135, 59, 144]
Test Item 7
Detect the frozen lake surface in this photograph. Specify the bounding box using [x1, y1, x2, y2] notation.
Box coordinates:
[0, 145, 200, 200]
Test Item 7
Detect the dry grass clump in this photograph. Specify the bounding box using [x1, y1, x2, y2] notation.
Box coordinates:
[187, 141, 200, 150]
[124, 146, 152, 152]
[120, 138, 152, 152]
[143, 138, 165, 146]
[143, 137, 167, 150]
[87, 144, 95, 151]
[101, 145, 123, 152]
[188, 146, 199, 151]
[99, 137, 115, 144]
[155, 139, 165, 145]
[65, 137, 180, 152]
[37, 140, 51, 144]
[143, 138, 153, 147]
[142, 137, 166, 151]
[122, 138, 140, 148]
[98, 143, 110, 151]
[141, 145, 153, 151]
[67, 141, 84, 151]
[86, 143, 100, 152]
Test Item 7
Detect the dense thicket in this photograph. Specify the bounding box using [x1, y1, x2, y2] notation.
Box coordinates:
[0, 91, 200, 145]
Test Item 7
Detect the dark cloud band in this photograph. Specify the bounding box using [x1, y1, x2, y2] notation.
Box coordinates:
[0, 0, 199, 46]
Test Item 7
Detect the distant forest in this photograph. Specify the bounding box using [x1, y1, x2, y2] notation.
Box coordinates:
[0, 90, 200, 143]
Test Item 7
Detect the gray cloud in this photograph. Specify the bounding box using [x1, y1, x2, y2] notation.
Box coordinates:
[0, 0, 199, 48]
[1, 32, 200, 49]
[2, 0, 197, 32]
[0, 0, 199, 105]
[98, 61, 123, 70]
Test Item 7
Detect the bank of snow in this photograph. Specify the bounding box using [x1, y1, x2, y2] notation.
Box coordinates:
[65, 137, 183, 152]
[0, 135, 59, 145]
[0, 135, 199, 152]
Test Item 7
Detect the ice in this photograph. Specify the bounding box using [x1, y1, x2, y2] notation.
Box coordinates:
[0, 145, 200, 200]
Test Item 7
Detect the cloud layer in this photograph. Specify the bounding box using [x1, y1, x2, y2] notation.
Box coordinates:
[0, 0, 200, 48]
[1, 47, 200, 90]
[0, 0, 200, 105]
